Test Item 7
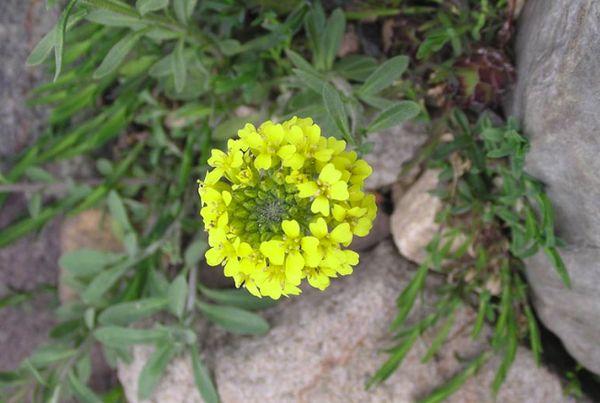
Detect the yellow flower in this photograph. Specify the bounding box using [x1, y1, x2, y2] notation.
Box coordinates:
[198, 117, 376, 299]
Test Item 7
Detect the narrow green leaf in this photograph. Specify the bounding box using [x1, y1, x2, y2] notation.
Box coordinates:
[191, 345, 220, 403]
[524, 306, 542, 365]
[199, 285, 277, 311]
[138, 343, 176, 400]
[93, 31, 143, 79]
[358, 55, 409, 96]
[98, 298, 168, 325]
[322, 84, 350, 140]
[421, 302, 458, 363]
[418, 352, 488, 403]
[68, 371, 102, 403]
[367, 327, 419, 388]
[366, 101, 421, 133]
[492, 316, 518, 394]
[471, 291, 490, 339]
[167, 275, 187, 319]
[172, 38, 187, 93]
[543, 246, 571, 287]
[136, 0, 168, 15]
[197, 301, 269, 335]
[322, 8, 345, 70]
[94, 326, 169, 347]
[391, 262, 429, 330]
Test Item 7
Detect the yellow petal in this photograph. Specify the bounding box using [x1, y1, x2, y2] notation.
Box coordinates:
[285, 252, 304, 283]
[282, 219, 300, 238]
[309, 218, 328, 239]
[302, 237, 322, 267]
[263, 123, 285, 145]
[330, 223, 353, 245]
[311, 196, 330, 216]
[260, 240, 285, 265]
[318, 163, 342, 184]
[207, 149, 226, 167]
[254, 153, 271, 170]
[329, 181, 349, 200]
[244, 131, 264, 149]
[277, 144, 296, 160]
[296, 181, 319, 198]
[332, 204, 346, 221]
[308, 271, 330, 290]
[314, 149, 333, 162]
[205, 247, 225, 266]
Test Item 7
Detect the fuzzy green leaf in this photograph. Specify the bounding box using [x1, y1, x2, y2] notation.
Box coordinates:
[172, 38, 187, 93]
[27, 27, 57, 66]
[366, 101, 421, 133]
[138, 343, 177, 399]
[321, 8, 345, 70]
[196, 302, 269, 335]
[358, 55, 409, 96]
[94, 326, 169, 347]
[98, 298, 168, 325]
[93, 31, 143, 79]
[60, 249, 124, 278]
[198, 285, 277, 311]
[167, 275, 187, 319]
[136, 0, 169, 15]
[322, 84, 350, 140]
[68, 371, 102, 403]
[191, 345, 220, 403]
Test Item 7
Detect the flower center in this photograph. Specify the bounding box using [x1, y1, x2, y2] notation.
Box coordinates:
[227, 172, 313, 246]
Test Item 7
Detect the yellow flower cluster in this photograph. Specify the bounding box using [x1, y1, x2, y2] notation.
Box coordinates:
[198, 117, 376, 299]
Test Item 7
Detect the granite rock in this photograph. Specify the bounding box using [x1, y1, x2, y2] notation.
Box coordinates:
[510, 0, 600, 375]
[363, 123, 427, 190]
[118, 242, 568, 403]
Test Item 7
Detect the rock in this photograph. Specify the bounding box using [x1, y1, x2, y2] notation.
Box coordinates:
[59, 209, 122, 302]
[118, 242, 568, 402]
[0, 0, 59, 373]
[509, 0, 600, 375]
[118, 345, 203, 403]
[390, 169, 441, 264]
[0, 0, 55, 166]
[350, 209, 390, 252]
[363, 123, 427, 190]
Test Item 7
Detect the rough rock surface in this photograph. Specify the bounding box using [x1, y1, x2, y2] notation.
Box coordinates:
[0, 0, 59, 372]
[118, 242, 568, 403]
[510, 0, 600, 375]
[390, 169, 441, 264]
[363, 123, 427, 190]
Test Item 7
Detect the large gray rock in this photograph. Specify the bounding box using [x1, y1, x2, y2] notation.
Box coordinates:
[363, 122, 427, 190]
[510, 0, 600, 375]
[118, 242, 568, 402]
